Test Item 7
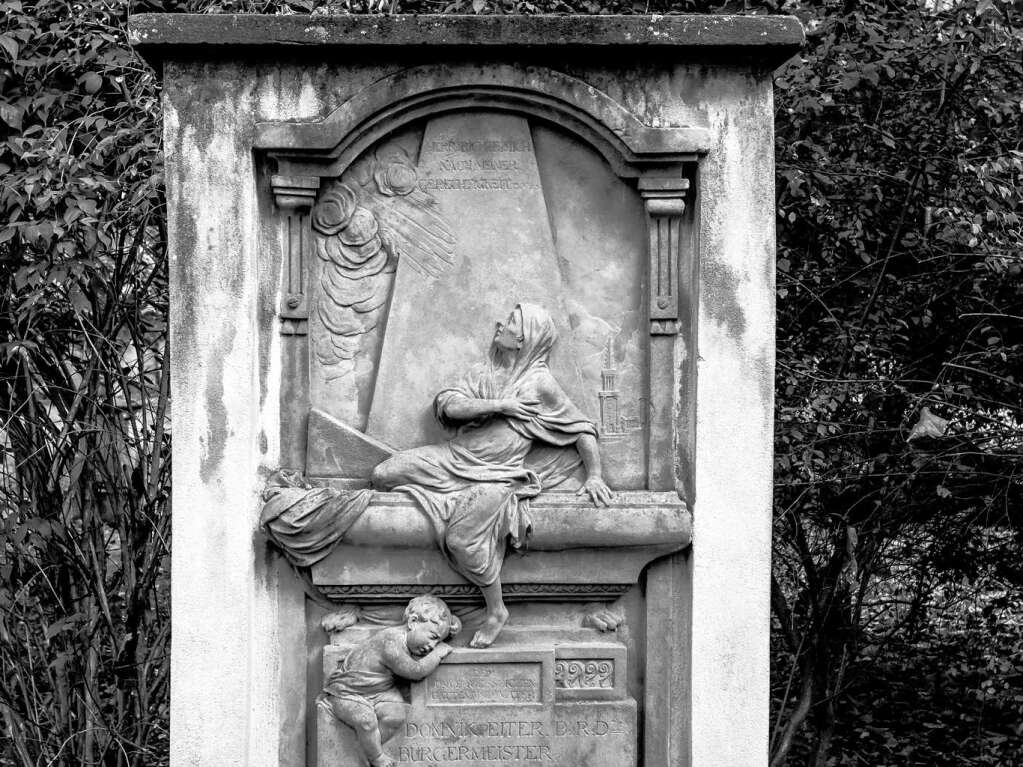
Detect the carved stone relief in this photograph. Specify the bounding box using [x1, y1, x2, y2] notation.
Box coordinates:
[309, 127, 456, 427]
[268, 82, 695, 767]
[306, 113, 653, 490]
[317, 596, 461, 767]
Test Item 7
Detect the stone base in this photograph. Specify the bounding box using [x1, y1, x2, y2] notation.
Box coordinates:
[318, 642, 635, 767]
[318, 700, 636, 767]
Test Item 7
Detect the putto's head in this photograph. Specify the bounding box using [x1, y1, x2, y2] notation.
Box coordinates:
[403, 595, 461, 657]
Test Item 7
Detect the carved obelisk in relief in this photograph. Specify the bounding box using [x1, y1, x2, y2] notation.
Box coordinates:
[367, 112, 586, 449]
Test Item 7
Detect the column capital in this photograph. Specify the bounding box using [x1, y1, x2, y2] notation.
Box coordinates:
[271, 174, 320, 210]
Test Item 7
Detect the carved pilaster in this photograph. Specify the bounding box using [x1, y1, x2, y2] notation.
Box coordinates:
[639, 176, 690, 491]
[639, 177, 689, 336]
[271, 174, 320, 328]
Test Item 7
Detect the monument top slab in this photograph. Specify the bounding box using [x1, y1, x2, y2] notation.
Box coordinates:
[129, 13, 803, 68]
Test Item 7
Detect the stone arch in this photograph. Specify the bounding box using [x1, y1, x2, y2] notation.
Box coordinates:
[265, 63, 700, 492]
[255, 63, 708, 180]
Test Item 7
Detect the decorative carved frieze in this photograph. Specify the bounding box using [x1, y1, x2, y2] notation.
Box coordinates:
[319, 583, 634, 604]
[554, 659, 615, 690]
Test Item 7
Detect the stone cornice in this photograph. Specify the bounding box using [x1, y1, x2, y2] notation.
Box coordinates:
[129, 13, 804, 70]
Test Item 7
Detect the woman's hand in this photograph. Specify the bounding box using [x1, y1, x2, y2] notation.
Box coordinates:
[496, 398, 541, 420]
[577, 476, 613, 507]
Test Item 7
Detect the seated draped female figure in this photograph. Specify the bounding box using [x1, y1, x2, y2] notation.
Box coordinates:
[372, 302, 613, 648]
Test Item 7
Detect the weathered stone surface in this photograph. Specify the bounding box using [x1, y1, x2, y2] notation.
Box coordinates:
[129, 13, 804, 69]
[305, 407, 394, 481]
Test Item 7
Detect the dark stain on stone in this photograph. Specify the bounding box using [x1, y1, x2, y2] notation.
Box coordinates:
[170, 203, 199, 339]
[253, 158, 278, 413]
[702, 258, 748, 340]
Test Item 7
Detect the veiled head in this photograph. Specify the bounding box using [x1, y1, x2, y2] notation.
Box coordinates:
[492, 303, 556, 359]
[515, 303, 557, 363]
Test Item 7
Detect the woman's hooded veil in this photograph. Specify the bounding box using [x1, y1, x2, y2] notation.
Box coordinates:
[489, 302, 558, 392]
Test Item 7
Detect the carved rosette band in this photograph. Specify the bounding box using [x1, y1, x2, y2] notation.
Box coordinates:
[639, 176, 690, 336]
[320, 583, 633, 604]
[271, 174, 321, 332]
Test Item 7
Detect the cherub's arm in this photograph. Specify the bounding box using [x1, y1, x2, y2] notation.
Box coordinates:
[381, 634, 451, 680]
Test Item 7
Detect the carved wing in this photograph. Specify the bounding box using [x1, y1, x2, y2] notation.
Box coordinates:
[311, 140, 455, 372]
[360, 189, 455, 279]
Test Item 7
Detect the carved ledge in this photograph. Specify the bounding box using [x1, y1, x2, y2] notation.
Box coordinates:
[311, 491, 690, 604]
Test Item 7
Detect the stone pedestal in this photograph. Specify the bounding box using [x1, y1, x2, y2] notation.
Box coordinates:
[319, 639, 635, 767]
[131, 14, 803, 767]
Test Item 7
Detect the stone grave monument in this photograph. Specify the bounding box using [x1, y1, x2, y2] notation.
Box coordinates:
[130, 14, 803, 767]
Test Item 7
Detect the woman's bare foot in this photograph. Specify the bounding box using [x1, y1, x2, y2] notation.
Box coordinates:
[469, 605, 508, 648]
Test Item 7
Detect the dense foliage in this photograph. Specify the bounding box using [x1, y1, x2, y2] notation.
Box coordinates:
[1, 0, 1020, 765]
[768, 2, 1023, 764]
[0, 1, 169, 764]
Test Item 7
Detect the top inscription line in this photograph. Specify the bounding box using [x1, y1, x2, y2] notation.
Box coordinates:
[426, 139, 531, 154]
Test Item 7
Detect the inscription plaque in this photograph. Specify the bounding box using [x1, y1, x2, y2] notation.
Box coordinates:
[320, 644, 635, 767]
[395, 706, 635, 766]
[397, 648, 634, 767]
[428, 662, 542, 705]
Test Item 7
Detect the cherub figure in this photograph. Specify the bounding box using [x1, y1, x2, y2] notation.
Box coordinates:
[318, 596, 460, 767]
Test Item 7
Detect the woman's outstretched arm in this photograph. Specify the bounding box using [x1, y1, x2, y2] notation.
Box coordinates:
[575, 433, 613, 506]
